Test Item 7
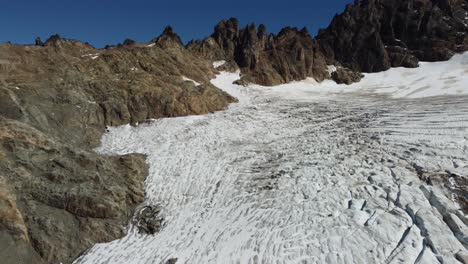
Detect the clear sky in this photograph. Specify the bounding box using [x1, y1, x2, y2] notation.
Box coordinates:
[1, 0, 353, 48]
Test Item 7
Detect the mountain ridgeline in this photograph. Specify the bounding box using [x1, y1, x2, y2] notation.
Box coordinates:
[0, 0, 467, 263]
[186, 0, 468, 85]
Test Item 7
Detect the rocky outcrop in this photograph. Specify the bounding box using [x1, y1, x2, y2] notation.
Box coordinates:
[188, 18, 329, 86]
[132, 205, 163, 234]
[0, 34, 235, 264]
[0, 119, 148, 264]
[317, 0, 468, 72]
[331, 67, 364, 85]
[151, 26, 184, 49]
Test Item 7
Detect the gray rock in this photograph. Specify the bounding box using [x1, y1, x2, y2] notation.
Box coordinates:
[188, 18, 329, 86]
[331, 67, 364, 85]
[132, 205, 163, 235]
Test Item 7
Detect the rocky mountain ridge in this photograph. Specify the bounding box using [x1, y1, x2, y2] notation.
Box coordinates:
[317, 0, 468, 72]
[187, 18, 330, 86]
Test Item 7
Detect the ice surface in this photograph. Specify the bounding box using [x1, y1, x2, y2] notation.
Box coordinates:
[76, 56, 468, 264]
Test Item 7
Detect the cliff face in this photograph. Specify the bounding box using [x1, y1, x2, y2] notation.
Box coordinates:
[317, 0, 468, 72]
[0, 31, 235, 264]
[188, 18, 330, 86]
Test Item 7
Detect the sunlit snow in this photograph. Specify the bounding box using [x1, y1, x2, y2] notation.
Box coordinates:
[182, 76, 201, 86]
[81, 53, 100, 60]
[75, 54, 468, 264]
[213, 60, 226, 68]
[268, 52, 468, 99]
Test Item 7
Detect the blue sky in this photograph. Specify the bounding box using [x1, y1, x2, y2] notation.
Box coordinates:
[1, 0, 353, 47]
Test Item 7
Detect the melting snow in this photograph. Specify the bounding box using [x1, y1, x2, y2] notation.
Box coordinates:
[76, 55, 468, 264]
[182, 76, 201, 86]
[81, 53, 100, 60]
[326, 65, 337, 76]
[147, 43, 156, 47]
[213, 60, 226, 68]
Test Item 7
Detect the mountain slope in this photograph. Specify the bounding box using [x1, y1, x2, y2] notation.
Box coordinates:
[0, 32, 235, 264]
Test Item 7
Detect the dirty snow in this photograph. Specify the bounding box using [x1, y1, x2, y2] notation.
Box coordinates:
[76, 55, 468, 264]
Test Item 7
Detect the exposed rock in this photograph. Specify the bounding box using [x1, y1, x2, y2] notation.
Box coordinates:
[0, 176, 44, 264]
[386, 46, 419, 68]
[188, 18, 329, 86]
[34, 37, 43, 46]
[0, 35, 235, 263]
[121, 38, 137, 47]
[233, 78, 250, 86]
[151, 26, 184, 49]
[331, 67, 364, 85]
[317, 0, 468, 72]
[0, 118, 148, 263]
[132, 205, 163, 235]
[165, 258, 178, 264]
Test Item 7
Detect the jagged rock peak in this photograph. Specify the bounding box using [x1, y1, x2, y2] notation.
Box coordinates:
[42, 34, 94, 49]
[44, 34, 63, 46]
[121, 38, 137, 46]
[258, 24, 267, 37]
[152, 25, 183, 48]
[162, 25, 175, 35]
[35, 37, 43, 46]
[214, 18, 240, 33]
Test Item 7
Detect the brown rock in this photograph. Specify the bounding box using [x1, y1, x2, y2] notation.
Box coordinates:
[0, 34, 235, 264]
[188, 18, 329, 86]
[331, 67, 364, 85]
[151, 26, 184, 49]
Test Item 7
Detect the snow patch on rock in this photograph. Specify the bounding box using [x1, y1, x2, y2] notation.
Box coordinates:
[182, 76, 201, 86]
[213, 60, 226, 68]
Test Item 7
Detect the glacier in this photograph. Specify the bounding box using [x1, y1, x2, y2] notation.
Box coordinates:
[75, 53, 468, 264]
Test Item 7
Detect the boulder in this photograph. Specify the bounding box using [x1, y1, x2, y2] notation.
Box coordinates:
[132, 205, 163, 235]
[331, 67, 364, 85]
